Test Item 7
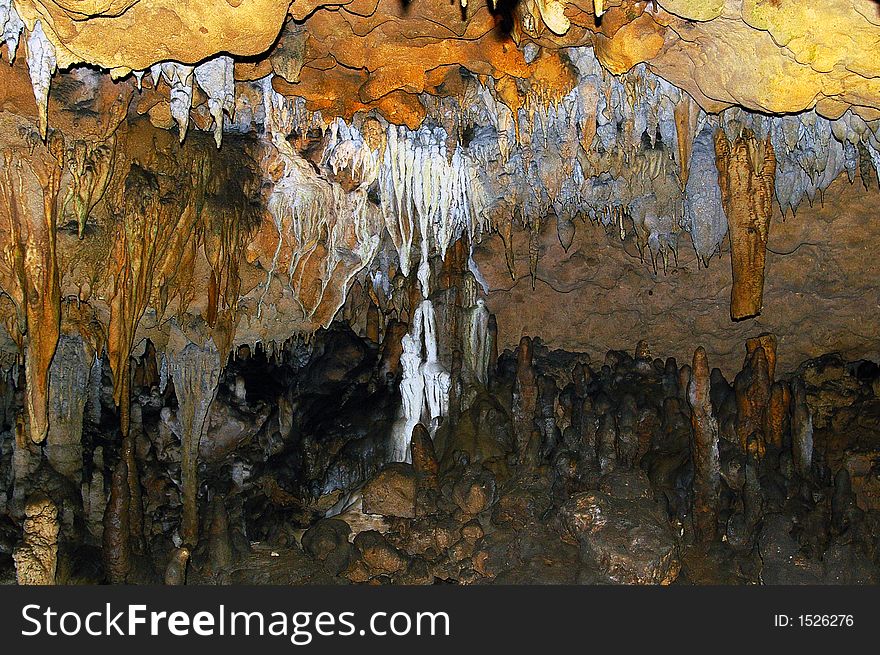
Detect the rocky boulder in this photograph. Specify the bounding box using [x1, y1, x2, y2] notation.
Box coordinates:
[559, 490, 680, 585]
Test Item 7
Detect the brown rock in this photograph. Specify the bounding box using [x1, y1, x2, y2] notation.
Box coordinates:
[476, 176, 880, 379]
[354, 530, 407, 574]
[451, 468, 496, 516]
[362, 463, 417, 518]
[559, 491, 681, 585]
[410, 423, 439, 485]
[302, 518, 353, 576]
[715, 129, 776, 320]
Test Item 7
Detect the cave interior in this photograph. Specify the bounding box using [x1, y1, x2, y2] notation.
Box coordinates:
[2, 0, 880, 586]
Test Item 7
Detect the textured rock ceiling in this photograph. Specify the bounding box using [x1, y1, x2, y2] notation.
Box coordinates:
[7, 0, 880, 120]
[1, 0, 880, 443]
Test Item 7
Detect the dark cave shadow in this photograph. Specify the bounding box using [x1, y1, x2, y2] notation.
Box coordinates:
[395, 0, 522, 39]
[488, 0, 523, 39]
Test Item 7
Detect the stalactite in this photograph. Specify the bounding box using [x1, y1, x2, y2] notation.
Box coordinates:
[107, 162, 192, 436]
[25, 21, 56, 140]
[674, 92, 701, 190]
[714, 129, 777, 320]
[684, 126, 726, 266]
[194, 56, 235, 148]
[366, 299, 380, 344]
[151, 63, 194, 143]
[0, 132, 64, 444]
[61, 136, 117, 239]
[0, 0, 23, 62]
[686, 347, 720, 542]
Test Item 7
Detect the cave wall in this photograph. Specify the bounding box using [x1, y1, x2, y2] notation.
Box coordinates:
[476, 173, 880, 376]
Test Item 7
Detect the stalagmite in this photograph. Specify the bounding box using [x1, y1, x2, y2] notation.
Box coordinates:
[420, 301, 450, 423]
[790, 378, 814, 479]
[85, 447, 106, 543]
[464, 298, 491, 385]
[0, 0, 879, 592]
[164, 547, 190, 585]
[391, 299, 450, 461]
[13, 494, 58, 585]
[513, 337, 538, 462]
[46, 334, 89, 483]
[596, 412, 617, 474]
[539, 375, 561, 456]
[734, 346, 771, 458]
[169, 340, 222, 546]
[746, 333, 777, 382]
[124, 403, 144, 550]
[686, 347, 720, 541]
[487, 314, 498, 382]
[714, 129, 777, 320]
[615, 394, 638, 468]
[103, 458, 131, 584]
[207, 496, 234, 572]
[765, 381, 790, 450]
[393, 320, 426, 463]
[11, 416, 39, 510]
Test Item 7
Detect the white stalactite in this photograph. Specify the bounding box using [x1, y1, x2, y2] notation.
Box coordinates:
[25, 20, 56, 140]
[151, 62, 194, 143]
[194, 55, 235, 148]
[0, 0, 23, 62]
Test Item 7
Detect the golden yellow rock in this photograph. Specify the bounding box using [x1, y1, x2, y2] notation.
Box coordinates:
[657, 0, 724, 22]
[14, 0, 290, 70]
[594, 11, 665, 74]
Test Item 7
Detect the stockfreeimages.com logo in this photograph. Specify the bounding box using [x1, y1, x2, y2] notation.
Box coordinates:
[22, 604, 451, 645]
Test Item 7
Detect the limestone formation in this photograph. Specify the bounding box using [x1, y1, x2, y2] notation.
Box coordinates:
[0, 0, 877, 590]
[168, 340, 222, 546]
[13, 493, 58, 584]
[686, 347, 720, 542]
[715, 129, 777, 320]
